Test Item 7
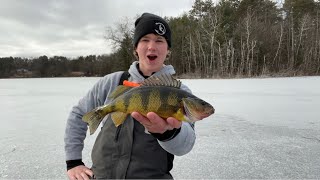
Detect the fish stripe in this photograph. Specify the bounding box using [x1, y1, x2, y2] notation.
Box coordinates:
[123, 95, 130, 112]
[127, 92, 143, 112]
[147, 89, 162, 112]
[140, 89, 150, 112]
[114, 98, 125, 111]
[167, 91, 179, 106]
[110, 104, 116, 112]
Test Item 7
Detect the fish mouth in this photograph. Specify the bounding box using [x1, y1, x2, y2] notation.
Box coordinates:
[147, 55, 157, 61]
[201, 107, 215, 118]
[183, 103, 215, 122]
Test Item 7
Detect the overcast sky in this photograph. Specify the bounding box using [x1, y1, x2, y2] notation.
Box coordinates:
[0, 0, 195, 58]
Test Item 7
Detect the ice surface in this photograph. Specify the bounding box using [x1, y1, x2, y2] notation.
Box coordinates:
[0, 76, 319, 179]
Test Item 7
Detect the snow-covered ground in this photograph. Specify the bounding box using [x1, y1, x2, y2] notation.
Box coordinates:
[0, 76, 319, 179]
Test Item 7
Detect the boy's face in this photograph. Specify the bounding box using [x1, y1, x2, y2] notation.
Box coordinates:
[135, 33, 169, 76]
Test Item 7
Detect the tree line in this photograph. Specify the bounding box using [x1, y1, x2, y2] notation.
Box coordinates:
[1, 0, 320, 78]
[0, 54, 127, 78]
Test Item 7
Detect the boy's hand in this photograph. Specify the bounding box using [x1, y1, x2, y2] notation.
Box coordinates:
[131, 112, 182, 134]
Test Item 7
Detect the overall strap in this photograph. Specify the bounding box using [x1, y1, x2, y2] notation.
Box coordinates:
[114, 71, 130, 141]
[119, 71, 130, 85]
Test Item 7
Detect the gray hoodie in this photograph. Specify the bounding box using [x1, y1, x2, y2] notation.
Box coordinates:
[64, 61, 196, 161]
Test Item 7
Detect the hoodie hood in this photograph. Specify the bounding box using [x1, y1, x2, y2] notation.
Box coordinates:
[128, 61, 176, 82]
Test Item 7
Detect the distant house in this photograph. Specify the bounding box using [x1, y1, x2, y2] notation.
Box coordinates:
[16, 68, 29, 73]
[69, 71, 85, 77]
[15, 68, 33, 78]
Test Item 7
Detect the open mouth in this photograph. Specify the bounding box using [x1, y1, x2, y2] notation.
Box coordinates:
[147, 55, 157, 61]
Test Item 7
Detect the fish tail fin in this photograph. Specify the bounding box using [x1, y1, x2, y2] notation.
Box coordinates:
[83, 108, 107, 135]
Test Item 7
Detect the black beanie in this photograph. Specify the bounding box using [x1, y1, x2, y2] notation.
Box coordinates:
[133, 13, 171, 48]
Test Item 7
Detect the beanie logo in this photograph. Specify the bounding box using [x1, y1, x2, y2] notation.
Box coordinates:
[154, 22, 166, 35]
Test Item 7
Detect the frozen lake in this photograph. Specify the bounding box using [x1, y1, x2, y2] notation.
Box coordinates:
[0, 76, 320, 179]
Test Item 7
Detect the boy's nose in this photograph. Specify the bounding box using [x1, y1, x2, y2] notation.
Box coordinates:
[147, 41, 156, 51]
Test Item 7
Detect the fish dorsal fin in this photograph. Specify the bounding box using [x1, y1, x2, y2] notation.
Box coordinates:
[108, 85, 132, 99]
[141, 73, 181, 88]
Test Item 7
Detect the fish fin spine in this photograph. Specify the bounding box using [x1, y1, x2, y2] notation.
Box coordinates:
[108, 85, 132, 99]
[141, 73, 181, 88]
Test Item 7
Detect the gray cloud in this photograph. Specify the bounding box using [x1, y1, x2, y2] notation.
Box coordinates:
[0, 0, 194, 58]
